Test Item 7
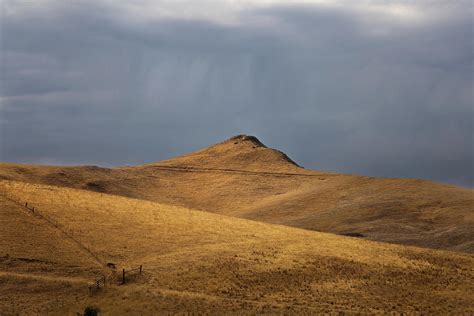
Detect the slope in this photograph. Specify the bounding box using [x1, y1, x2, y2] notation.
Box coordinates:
[0, 192, 105, 314]
[0, 180, 473, 314]
[0, 135, 473, 253]
[151, 134, 305, 173]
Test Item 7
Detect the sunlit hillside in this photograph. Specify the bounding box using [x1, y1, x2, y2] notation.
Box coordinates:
[1, 135, 473, 253]
[0, 180, 473, 314]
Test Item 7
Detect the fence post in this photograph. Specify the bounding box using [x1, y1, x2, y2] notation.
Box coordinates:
[25, 202, 27, 208]
[140, 265, 142, 274]
[122, 269, 125, 284]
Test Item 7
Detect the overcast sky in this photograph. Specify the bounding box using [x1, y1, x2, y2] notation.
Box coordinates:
[0, 0, 472, 187]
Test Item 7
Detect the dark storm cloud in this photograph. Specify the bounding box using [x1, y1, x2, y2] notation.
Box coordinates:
[0, 1, 472, 186]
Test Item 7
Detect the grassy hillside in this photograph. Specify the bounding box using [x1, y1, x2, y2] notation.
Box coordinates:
[0, 192, 105, 314]
[1, 135, 472, 253]
[151, 134, 305, 173]
[0, 180, 473, 314]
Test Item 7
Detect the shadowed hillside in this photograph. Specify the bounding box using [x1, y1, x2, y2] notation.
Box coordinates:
[0, 180, 473, 314]
[1, 135, 473, 253]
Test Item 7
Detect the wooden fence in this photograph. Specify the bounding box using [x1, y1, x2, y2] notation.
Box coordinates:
[2, 193, 104, 266]
[1, 190, 144, 294]
[122, 265, 143, 284]
[88, 275, 106, 295]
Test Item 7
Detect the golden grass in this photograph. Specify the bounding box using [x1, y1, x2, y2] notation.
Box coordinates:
[153, 134, 307, 173]
[1, 180, 473, 314]
[1, 135, 472, 253]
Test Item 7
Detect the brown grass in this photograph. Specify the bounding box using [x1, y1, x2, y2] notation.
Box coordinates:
[1, 135, 472, 252]
[0, 180, 473, 314]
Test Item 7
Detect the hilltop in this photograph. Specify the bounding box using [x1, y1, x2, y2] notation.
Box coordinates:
[0, 180, 473, 314]
[0, 135, 473, 252]
[151, 134, 304, 173]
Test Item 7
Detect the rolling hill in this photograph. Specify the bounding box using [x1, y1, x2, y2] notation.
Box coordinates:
[0, 180, 473, 314]
[1, 134, 472, 253]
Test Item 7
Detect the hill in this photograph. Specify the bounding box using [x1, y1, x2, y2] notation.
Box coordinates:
[0, 134, 473, 253]
[0, 180, 473, 314]
[151, 134, 304, 173]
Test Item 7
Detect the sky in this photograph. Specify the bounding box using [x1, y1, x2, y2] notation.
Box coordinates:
[0, 0, 472, 187]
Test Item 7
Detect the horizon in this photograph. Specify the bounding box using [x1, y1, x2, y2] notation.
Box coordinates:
[1, 1, 473, 187]
[1, 133, 472, 189]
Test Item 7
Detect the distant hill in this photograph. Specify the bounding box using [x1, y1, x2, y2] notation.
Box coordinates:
[1, 134, 473, 252]
[151, 134, 303, 172]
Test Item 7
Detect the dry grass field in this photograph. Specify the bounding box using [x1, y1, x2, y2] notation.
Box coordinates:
[0, 180, 473, 314]
[1, 135, 473, 253]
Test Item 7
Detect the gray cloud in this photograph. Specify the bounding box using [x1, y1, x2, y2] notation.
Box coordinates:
[0, 0, 472, 187]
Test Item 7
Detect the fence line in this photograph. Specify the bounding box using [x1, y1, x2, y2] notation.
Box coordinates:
[1, 189, 145, 295]
[0, 191, 104, 267]
[122, 265, 143, 284]
[88, 275, 106, 295]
